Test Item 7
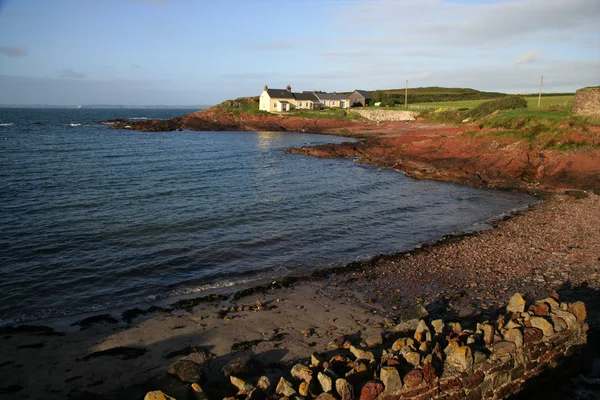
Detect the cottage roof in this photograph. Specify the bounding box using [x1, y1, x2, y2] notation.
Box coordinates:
[313, 92, 349, 101]
[266, 88, 295, 99]
[353, 90, 373, 99]
[294, 92, 319, 101]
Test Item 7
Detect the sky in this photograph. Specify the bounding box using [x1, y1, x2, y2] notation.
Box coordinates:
[0, 0, 599, 106]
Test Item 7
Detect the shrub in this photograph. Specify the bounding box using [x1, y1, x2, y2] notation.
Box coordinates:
[468, 95, 527, 119]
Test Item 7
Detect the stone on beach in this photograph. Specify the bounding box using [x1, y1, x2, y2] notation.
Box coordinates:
[144, 391, 176, 400]
[167, 360, 203, 383]
[506, 293, 526, 314]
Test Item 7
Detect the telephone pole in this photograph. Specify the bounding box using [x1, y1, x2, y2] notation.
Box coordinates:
[405, 80, 408, 109]
[537, 76, 543, 108]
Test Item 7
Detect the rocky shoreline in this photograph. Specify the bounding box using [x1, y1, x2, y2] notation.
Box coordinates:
[1, 193, 599, 399]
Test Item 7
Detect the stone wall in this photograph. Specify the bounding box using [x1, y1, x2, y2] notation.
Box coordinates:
[572, 87, 600, 118]
[146, 294, 589, 400]
[351, 109, 420, 122]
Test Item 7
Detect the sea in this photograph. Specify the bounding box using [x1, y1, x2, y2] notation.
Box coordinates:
[0, 108, 536, 326]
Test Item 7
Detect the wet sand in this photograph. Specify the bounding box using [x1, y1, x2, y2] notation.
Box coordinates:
[1, 193, 599, 399]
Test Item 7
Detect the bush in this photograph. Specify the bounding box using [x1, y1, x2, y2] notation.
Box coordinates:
[468, 95, 527, 119]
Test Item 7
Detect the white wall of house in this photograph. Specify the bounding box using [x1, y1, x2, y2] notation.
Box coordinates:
[259, 91, 271, 112]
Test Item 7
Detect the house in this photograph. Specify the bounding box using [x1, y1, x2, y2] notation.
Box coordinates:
[349, 90, 373, 107]
[259, 85, 295, 112]
[294, 92, 320, 110]
[313, 92, 351, 109]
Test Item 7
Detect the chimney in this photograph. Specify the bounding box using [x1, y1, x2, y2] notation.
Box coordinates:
[264, 84, 268, 91]
[286, 84, 291, 92]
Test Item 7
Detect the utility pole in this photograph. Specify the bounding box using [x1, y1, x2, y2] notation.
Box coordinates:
[405, 80, 408, 109]
[538, 76, 543, 108]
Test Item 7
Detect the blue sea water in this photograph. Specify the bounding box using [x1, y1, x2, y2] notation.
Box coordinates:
[0, 108, 535, 325]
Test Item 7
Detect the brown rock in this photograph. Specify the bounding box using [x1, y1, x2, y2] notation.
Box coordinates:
[483, 324, 495, 345]
[403, 369, 424, 388]
[365, 334, 383, 348]
[551, 310, 578, 329]
[506, 293, 526, 314]
[503, 328, 524, 348]
[529, 302, 550, 317]
[493, 341, 517, 357]
[167, 360, 203, 383]
[359, 381, 385, 400]
[523, 327, 544, 344]
[316, 394, 336, 400]
[568, 301, 587, 323]
[422, 362, 437, 384]
[551, 316, 567, 332]
[336, 378, 354, 400]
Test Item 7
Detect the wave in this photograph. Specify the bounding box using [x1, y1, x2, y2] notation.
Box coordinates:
[0, 123, 13, 127]
[130, 117, 148, 120]
[67, 123, 82, 127]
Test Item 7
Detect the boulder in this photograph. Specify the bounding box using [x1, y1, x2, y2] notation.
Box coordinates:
[445, 345, 473, 372]
[350, 345, 375, 361]
[275, 377, 296, 397]
[167, 360, 203, 383]
[568, 301, 587, 323]
[318, 372, 333, 392]
[144, 391, 176, 400]
[290, 363, 313, 382]
[230, 376, 253, 394]
[359, 381, 384, 400]
[530, 317, 554, 337]
[221, 356, 255, 377]
[503, 328, 524, 348]
[403, 369, 424, 388]
[380, 367, 402, 394]
[335, 378, 354, 400]
[506, 293, 526, 314]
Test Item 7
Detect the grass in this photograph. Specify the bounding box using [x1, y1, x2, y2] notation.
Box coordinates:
[286, 108, 363, 120]
[407, 95, 574, 111]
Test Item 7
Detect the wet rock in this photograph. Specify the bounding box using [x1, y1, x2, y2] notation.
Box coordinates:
[318, 372, 333, 392]
[335, 378, 354, 400]
[530, 317, 554, 337]
[568, 301, 587, 323]
[275, 377, 296, 397]
[291, 363, 313, 382]
[403, 369, 424, 388]
[359, 381, 384, 400]
[222, 356, 254, 377]
[144, 391, 175, 400]
[167, 360, 203, 383]
[380, 366, 402, 394]
[506, 293, 526, 314]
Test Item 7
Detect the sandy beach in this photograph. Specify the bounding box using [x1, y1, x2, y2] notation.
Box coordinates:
[1, 192, 599, 399]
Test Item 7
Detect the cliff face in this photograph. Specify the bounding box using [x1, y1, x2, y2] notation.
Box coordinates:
[286, 126, 600, 192]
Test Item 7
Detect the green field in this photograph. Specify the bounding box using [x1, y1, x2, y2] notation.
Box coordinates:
[404, 95, 574, 111]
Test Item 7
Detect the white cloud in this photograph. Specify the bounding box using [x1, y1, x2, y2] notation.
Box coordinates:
[512, 50, 543, 66]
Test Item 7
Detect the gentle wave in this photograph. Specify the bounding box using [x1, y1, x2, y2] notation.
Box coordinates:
[0, 123, 13, 126]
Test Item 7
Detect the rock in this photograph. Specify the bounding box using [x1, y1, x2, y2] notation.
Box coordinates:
[523, 327, 544, 344]
[230, 376, 253, 394]
[346, 362, 368, 382]
[542, 297, 560, 311]
[222, 356, 254, 377]
[530, 317, 555, 337]
[403, 351, 421, 367]
[290, 363, 313, 382]
[167, 360, 203, 383]
[551, 316, 568, 332]
[144, 391, 176, 400]
[431, 319, 444, 334]
[318, 372, 333, 392]
[483, 324, 495, 345]
[447, 321, 463, 335]
[403, 369, 424, 388]
[350, 345, 375, 361]
[503, 328, 524, 348]
[474, 351, 487, 364]
[380, 367, 402, 394]
[316, 393, 336, 400]
[393, 318, 421, 334]
[365, 334, 383, 348]
[458, 308, 481, 320]
[551, 310, 578, 329]
[445, 346, 473, 372]
[276, 377, 296, 397]
[311, 352, 324, 368]
[189, 383, 208, 400]
[359, 381, 384, 400]
[414, 319, 431, 342]
[391, 337, 414, 352]
[336, 378, 354, 400]
[493, 341, 517, 357]
[529, 302, 550, 317]
[506, 293, 526, 314]
[568, 301, 587, 323]
[298, 381, 310, 397]
[422, 362, 436, 384]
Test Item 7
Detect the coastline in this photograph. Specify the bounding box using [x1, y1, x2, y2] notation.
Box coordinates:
[2, 192, 599, 399]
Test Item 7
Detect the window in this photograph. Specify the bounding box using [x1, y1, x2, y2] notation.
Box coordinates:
[299, 101, 303, 107]
[332, 101, 336, 106]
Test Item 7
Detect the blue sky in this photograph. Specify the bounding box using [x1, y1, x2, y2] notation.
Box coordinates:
[0, 0, 599, 105]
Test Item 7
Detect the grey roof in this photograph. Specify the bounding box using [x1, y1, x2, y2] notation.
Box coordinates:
[313, 92, 350, 101]
[266, 89, 295, 99]
[293, 92, 319, 101]
[353, 90, 373, 99]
